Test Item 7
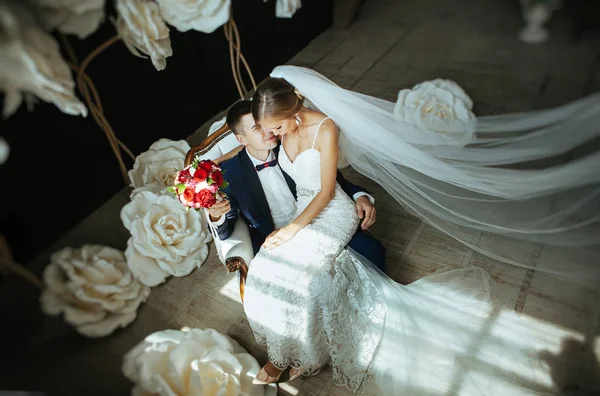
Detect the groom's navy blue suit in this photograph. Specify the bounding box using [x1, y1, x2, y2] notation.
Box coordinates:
[215, 145, 387, 272]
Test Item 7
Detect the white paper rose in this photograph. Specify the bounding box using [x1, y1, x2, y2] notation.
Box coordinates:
[394, 79, 476, 145]
[0, 137, 9, 165]
[157, 0, 230, 34]
[424, 79, 474, 110]
[35, 0, 106, 39]
[128, 139, 191, 197]
[115, 0, 173, 71]
[123, 328, 276, 396]
[0, 2, 87, 118]
[120, 191, 212, 286]
[40, 245, 151, 337]
[275, 0, 302, 18]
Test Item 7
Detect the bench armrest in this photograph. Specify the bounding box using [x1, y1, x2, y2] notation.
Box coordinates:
[204, 210, 254, 267]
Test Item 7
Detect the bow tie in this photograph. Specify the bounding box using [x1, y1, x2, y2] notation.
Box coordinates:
[255, 159, 278, 172]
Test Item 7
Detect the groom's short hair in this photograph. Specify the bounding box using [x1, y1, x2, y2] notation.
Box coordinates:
[226, 100, 252, 135]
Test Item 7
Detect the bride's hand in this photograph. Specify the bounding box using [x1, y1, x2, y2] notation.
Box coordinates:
[262, 225, 299, 250]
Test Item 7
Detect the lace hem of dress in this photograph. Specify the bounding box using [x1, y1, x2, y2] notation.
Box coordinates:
[254, 331, 374, 394]
[249, 250, 386, 394]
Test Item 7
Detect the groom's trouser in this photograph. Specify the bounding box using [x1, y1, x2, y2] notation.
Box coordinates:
[347, 231, 387, 273]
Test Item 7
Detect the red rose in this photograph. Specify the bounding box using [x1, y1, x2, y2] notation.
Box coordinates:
[182, 188, 195, 203]
[211, 170, 224, 186]
[193, 167, 209, 181]
[177, 168, 192, 183]
[199, 161, 213, 173]
[195, 189, 217, 208]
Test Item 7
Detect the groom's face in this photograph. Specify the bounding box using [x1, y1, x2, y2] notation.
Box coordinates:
[236, 113, 278, 151]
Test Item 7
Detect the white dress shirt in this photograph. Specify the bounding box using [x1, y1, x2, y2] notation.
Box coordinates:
[212, 148, 374, 229]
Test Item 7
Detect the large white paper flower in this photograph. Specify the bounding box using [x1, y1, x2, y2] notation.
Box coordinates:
[275, 0, 302, 18]
[123, 328, 275, 396]
[128, 139, 190, 197]
[34, 0, 106, 39]
[0, 137, 9, 165]
[120, 191, 212, 286]
[40, 245, 151, 338]
[394, 79, 476, 144]
[156, 0, 230, 33]
[115, 0, 173, 71]
[0, 2, 87, 118]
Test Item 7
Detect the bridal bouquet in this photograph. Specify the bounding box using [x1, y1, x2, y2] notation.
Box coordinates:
[168, 159, 228, 209]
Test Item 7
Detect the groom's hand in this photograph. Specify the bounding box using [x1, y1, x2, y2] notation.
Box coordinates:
[208, 198, 231, 222]
[356, 196, 376, 230]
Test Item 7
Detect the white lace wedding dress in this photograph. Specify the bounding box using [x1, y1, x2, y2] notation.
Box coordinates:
[243, 121, 543, 395]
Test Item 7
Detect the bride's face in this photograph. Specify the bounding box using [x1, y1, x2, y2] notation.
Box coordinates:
[260, 116, 298, 137]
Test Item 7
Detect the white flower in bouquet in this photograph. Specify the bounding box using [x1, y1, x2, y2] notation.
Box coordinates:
[0, 137, 9, 165]
[122, 328, 276, 396]
[156, 0, 230, 34]
[120, 191, 212, 287]
[275, 0, 302, 18]
[34, 0, 106, 39]
[115, 0, 173, 71]
[40, 245, 151, 338]
[0, 2, 87, 118]
[394, 79, 476, 145]
[128, 139, 191, 198]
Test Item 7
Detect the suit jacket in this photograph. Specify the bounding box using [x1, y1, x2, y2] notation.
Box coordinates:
[216, 144, 387, 271]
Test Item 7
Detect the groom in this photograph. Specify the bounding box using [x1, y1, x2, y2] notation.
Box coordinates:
[209, 100, 387, 272]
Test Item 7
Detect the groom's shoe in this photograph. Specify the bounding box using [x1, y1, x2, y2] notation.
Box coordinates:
[253, 365, 283, 385]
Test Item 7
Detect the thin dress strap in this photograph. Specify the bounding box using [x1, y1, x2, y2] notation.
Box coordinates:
[312, 117, 330, 149]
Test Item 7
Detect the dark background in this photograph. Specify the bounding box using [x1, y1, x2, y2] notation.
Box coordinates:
[0, 0, 333, 265]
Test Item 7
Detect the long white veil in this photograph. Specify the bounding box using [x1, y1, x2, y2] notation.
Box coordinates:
[270, 65, 600, 282]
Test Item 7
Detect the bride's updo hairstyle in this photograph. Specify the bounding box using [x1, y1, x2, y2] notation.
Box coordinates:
[252, 77, 304, 122]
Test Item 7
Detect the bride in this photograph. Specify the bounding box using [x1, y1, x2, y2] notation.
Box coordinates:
[243, 66, 600, 395]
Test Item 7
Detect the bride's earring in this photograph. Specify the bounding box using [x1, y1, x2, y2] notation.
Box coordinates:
[295, 114, 301, 126]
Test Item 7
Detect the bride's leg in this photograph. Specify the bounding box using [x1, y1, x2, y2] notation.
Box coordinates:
[247, 227, 341, 384]
[254, 361, 286, 384]
[289, 366, 307, 381]
[264, 362, 284, 376]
